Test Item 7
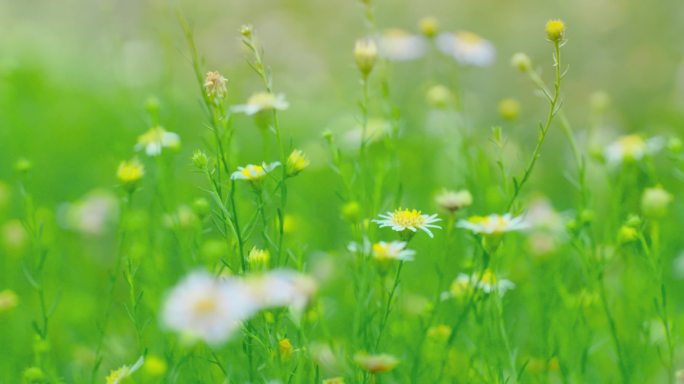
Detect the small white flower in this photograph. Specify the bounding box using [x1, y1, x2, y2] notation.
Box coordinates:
[231, 162, 281, 181]
[436, 31, 495, 67]
[457, 213, 527, 235]
[378, 29, 427, 61]
[244, 269, 317, 313]
[58, 190, 119, 235]
[162, 271, 256, 346]
[444, 270, 515, 299]
[435, 189, 472, 212]
[604, 134, 663, 166]
[135, 126, 181, 156]
[373, 208, 442, 238]
[231, 92, 289, 115]
[106, 356, 144, 384]
[371, 241, 415, 261]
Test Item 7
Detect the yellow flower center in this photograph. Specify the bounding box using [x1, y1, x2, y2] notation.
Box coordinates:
[372, 243, 392, 260]
[479, 269, 497, 285]
[242, 165, 265, 179]
[138, 126, 165, 145]
[391, 209, 425, 228]
[456, 31, 483, 45]
[193, 297, 218, 315]
[619, 134, 645, 159]
[248, 92, 277, 109]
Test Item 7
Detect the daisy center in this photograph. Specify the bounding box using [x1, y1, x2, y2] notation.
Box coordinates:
[391, 209, 425, 228]
[193, 297, 218, 315]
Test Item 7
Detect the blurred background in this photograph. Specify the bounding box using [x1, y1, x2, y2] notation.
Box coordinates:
[2, 0, 684, 381]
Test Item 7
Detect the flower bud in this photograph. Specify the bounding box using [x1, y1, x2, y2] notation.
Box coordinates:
[545, 19, 566, 42]
[191, 150, 209, 170]
[354, 38, 378, 77]
[617, 225, 638, 244]
[641, 186, 673, 219]
[435, 189, 472, 213]
[287, 149, 310, 176]
[247, 246, 270, 269]
[117, 159, 145, 191]
[511, 52, 532, 73]
[426, 85, 453, 109]
[341, 201, 362, 223]
[498, 98, 521, 121]
[204, 71, 228, 100]
[419, 17, 439, 38]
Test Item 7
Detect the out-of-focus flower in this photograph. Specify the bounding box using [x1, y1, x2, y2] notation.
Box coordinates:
[641, 186, 673, 219]
[343, 118, 391, 148]
[341, 201, 362, 223]
[426, 84, 454, 109]
[163, 205, 199, 230]
[0, 289, 18, 313]
[511, 52, 532, 72]
[457, 214, 527, 236]
[498, 98, 521, 121]
[57, 190, 119, 236]
[378, 29, 426, 61]
[136, 126, 181, 156]
[419, 17, 439, 38]
[427, 324, 452, 343]
[445, 270, 515, 298]
[279, 338, 294, 360]
[192, 150, 209, 170]
[204, 71, 228, 100]
[106, 356, 144, 384]
[435, 189, 472, 213]
[287, 149, 310, 176]
[354, 352, 399, 374]
[1, 220, 28, 253]
[437, 31, 495, 67]
[231, 162, 281, 182]
[373, 208, 442, 238]
[371, 241, 415, 262]
[231, 92, 289, 115]
[354, 38, 378, 77]
[243, 270, 317, 314]
[603, 134, 663, 166]
[117, 159, 145, 189]
[162, 271, 256, 345]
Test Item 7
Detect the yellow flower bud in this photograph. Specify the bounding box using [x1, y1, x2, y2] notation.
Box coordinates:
[641, 186, 673, 219]
[419, 17, 439, 38]
[354, 38, 378, 77]
[117, 159, 145, 190]
[279, 338, 294, 360]
[286, 149, 310, 176]
[511, 52, 532, 72]
[497, 98, 521, 121]
[247, 246, 270, 269]
[545, 19, 566, 42]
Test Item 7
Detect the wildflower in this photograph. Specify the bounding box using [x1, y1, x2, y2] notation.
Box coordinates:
[511, 52, 532, 72]
[373, 208, 442, 238]
[354, 38, 378, 77]
[1, 220, 28, 253]
[204, 71, 228, 100]
[279, 338, 294, 360]
[436, 31, 495, 67]
[244, 270, 317, 314]
[371, 241, 415, 262]
[641, 186, 673, 219]
[446, 270, 515, 297]
[162, 271, 256, 345]
[419, 17, 439, 38]
[247, 246, 270, 269]
[457, 213, 527, 235]
[117, 159, 145, 190]
[191, 150, 209, 170]
[231, 92, 289, 115]
[604, 134, 663, 165]
[58, 190, 119, 235]
[106, 356, 144, 384]
[377, 29, 426, 61]
[426, 84, 454, 109]
[286, 149, 310, 176]
[435, 189, 472, 213]
[192, 197, 211, 218]
[343, 118, 391, 148]
[545, 19, 566, 42]
[354, 352, 399, 374]
[143, 355, 167, 377]
[498, 98, 521, 121]
[240, 24, 253, 38]
[231, 162, 281, 182]
[0, 289, 18, 313]
[136, 126, 180, 156]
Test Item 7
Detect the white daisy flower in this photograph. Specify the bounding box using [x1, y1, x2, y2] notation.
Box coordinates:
[106, 356, 144, 384]
[231, 162, 281, 181]
[378, 29, 427, 61]
[436, 31, 495, 67]
[457, 213, 527, 235]
[444, 270, 515, 299]
[371, 241, 416, 262]
[604, 134, 663, 166]
[231, 92, 289, 115]
[244, 269, 317, 313]
[435, 189, 472, 213]
[373, 208, 442, 238]
[161, 271, 256, 346]
[136, 126, 181, 156]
